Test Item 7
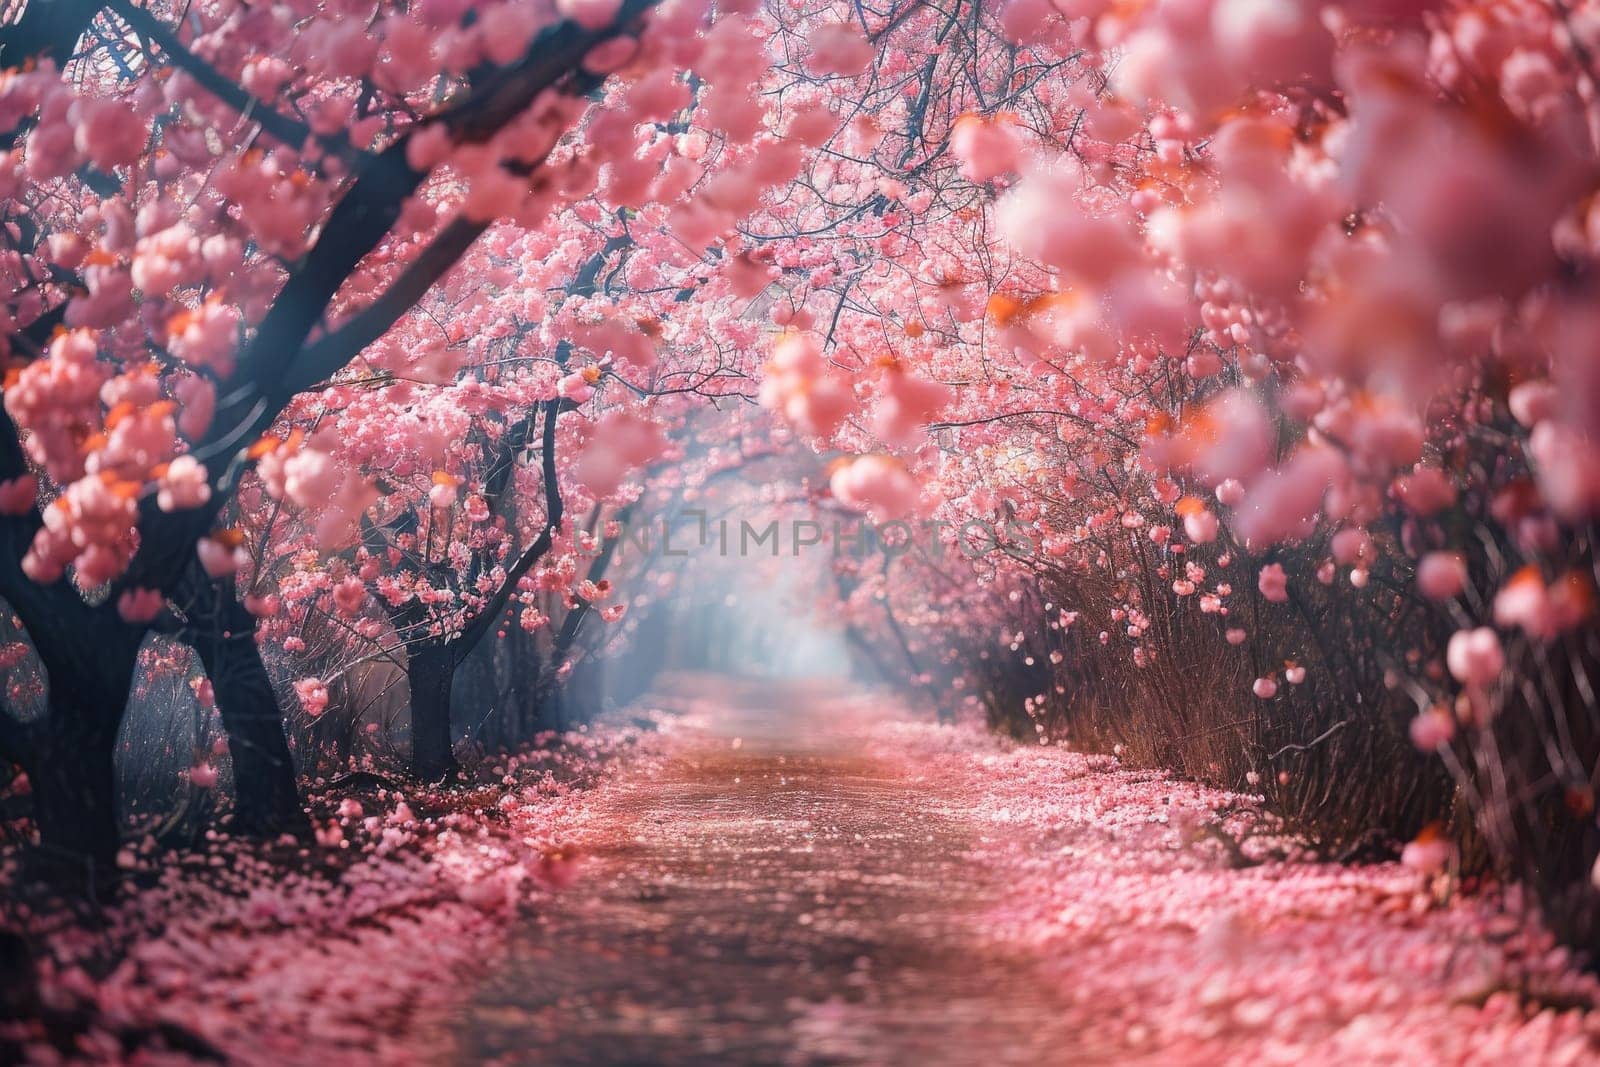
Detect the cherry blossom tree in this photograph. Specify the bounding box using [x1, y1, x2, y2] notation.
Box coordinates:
[0, 0, 692, 873]
[739, 0, 1600, 945]
[5, 0, 1600, 959]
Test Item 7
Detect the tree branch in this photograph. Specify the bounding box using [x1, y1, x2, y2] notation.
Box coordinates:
[117, 0, 661, 599]
[0, 0, 103, 71]
[102, 0, 340, 156]
[459, 397, 564, 650]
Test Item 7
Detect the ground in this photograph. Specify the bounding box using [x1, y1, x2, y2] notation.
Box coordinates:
[6, 675, 1600, 1064]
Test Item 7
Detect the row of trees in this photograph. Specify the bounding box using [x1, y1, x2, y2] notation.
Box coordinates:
[0, 0, 792, 878]
[0, 0, 1001, 886]
[744, 0, 1600, 953]
[7, 0, 1600, 965]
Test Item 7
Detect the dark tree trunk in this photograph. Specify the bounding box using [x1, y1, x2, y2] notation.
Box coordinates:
[454, 645, 500, 749]
[29, 661, 130, 890]
[409, 645, 459, 781]
[0, 0, 103, 70]
[555, 658, 606, 727]
[187, 578, 306, 837]
[501, 626, 547, 739]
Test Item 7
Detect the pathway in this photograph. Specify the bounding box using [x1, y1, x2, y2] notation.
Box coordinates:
[455, 677, 1085, 1064]
[449, 675, 1600, 1066]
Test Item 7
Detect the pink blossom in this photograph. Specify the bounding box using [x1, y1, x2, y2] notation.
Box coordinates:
[1232, 447, 1346, 547]
[70, 97, 146, 170]
[131, 224, 202, 295]
[759, 331, 858, 440]
[999, 0, 1059, 44]
[1509, 381, 1559, 427]
[872, 366, 951, 447]
[473, 6, 545, 67]
[295, 677, 330, 718]
[1401, 826, 1453, 876]
[1528, 421, 1600, 521]
[174, 373, 216, 441]
[116, 588, 165, 623]
[559, 371, 597, 404]
[0, 476, 38, 516]
[1416, 552, 1467, 600]
[996, 164, 1140, 288]
[245, 593, 281, 618]
[950, 114, 1023, 184]
[282, 448, 343, 509]
[196, 536, 244, 579]
[1393, 467, 1456, 517]
[429, 472, 461, 509]
[332, 577, 367, 616]
[1257, 563, 1289, 603]
[1446, 627, 1504, 690]
[1181, 506, 1219, 545]
[1330, 527, 1372, 566]
[830, 455, 922, 520]
[571, 411, 668, 499]
[1194, 391, 1276, 488]
[1492, 567, 1546, 632]
[1489, 567, 1589, 639]
[166, 300, 240, 375]
[157, 456, 213, 512]
[806, 23, 873, 77]
[25, 473, 138, 585]
[1409, 707, 1456, 752]
[557, 0, 622, 30]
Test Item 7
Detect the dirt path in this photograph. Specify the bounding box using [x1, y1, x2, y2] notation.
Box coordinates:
[448, 677, 1600, 1066]
[453, 678, 1086, 1065]
[15, 678, 1594, 1063]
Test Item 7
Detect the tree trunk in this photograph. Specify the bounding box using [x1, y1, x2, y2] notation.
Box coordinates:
[228, 668, 299, 827]
[409, 645, 459, 781]
[188, 580, 306, 837]
[0, 0, 104, 70]
[30, 668, 125, 890]
[557, 658, 606, 727]
[502, 626, 545, 739]
[454, 644, 500, 749]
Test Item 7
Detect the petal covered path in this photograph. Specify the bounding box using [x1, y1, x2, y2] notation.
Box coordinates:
[452, 677, 1600, 1066]
[9, 676, 1600, 1064]
[458, 677, 1090, 1064]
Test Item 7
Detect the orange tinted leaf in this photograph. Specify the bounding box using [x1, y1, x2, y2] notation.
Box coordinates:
[986, 293, 1023, 326]
[105, 401, 136, 429]
[247, 435, 282, 459]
